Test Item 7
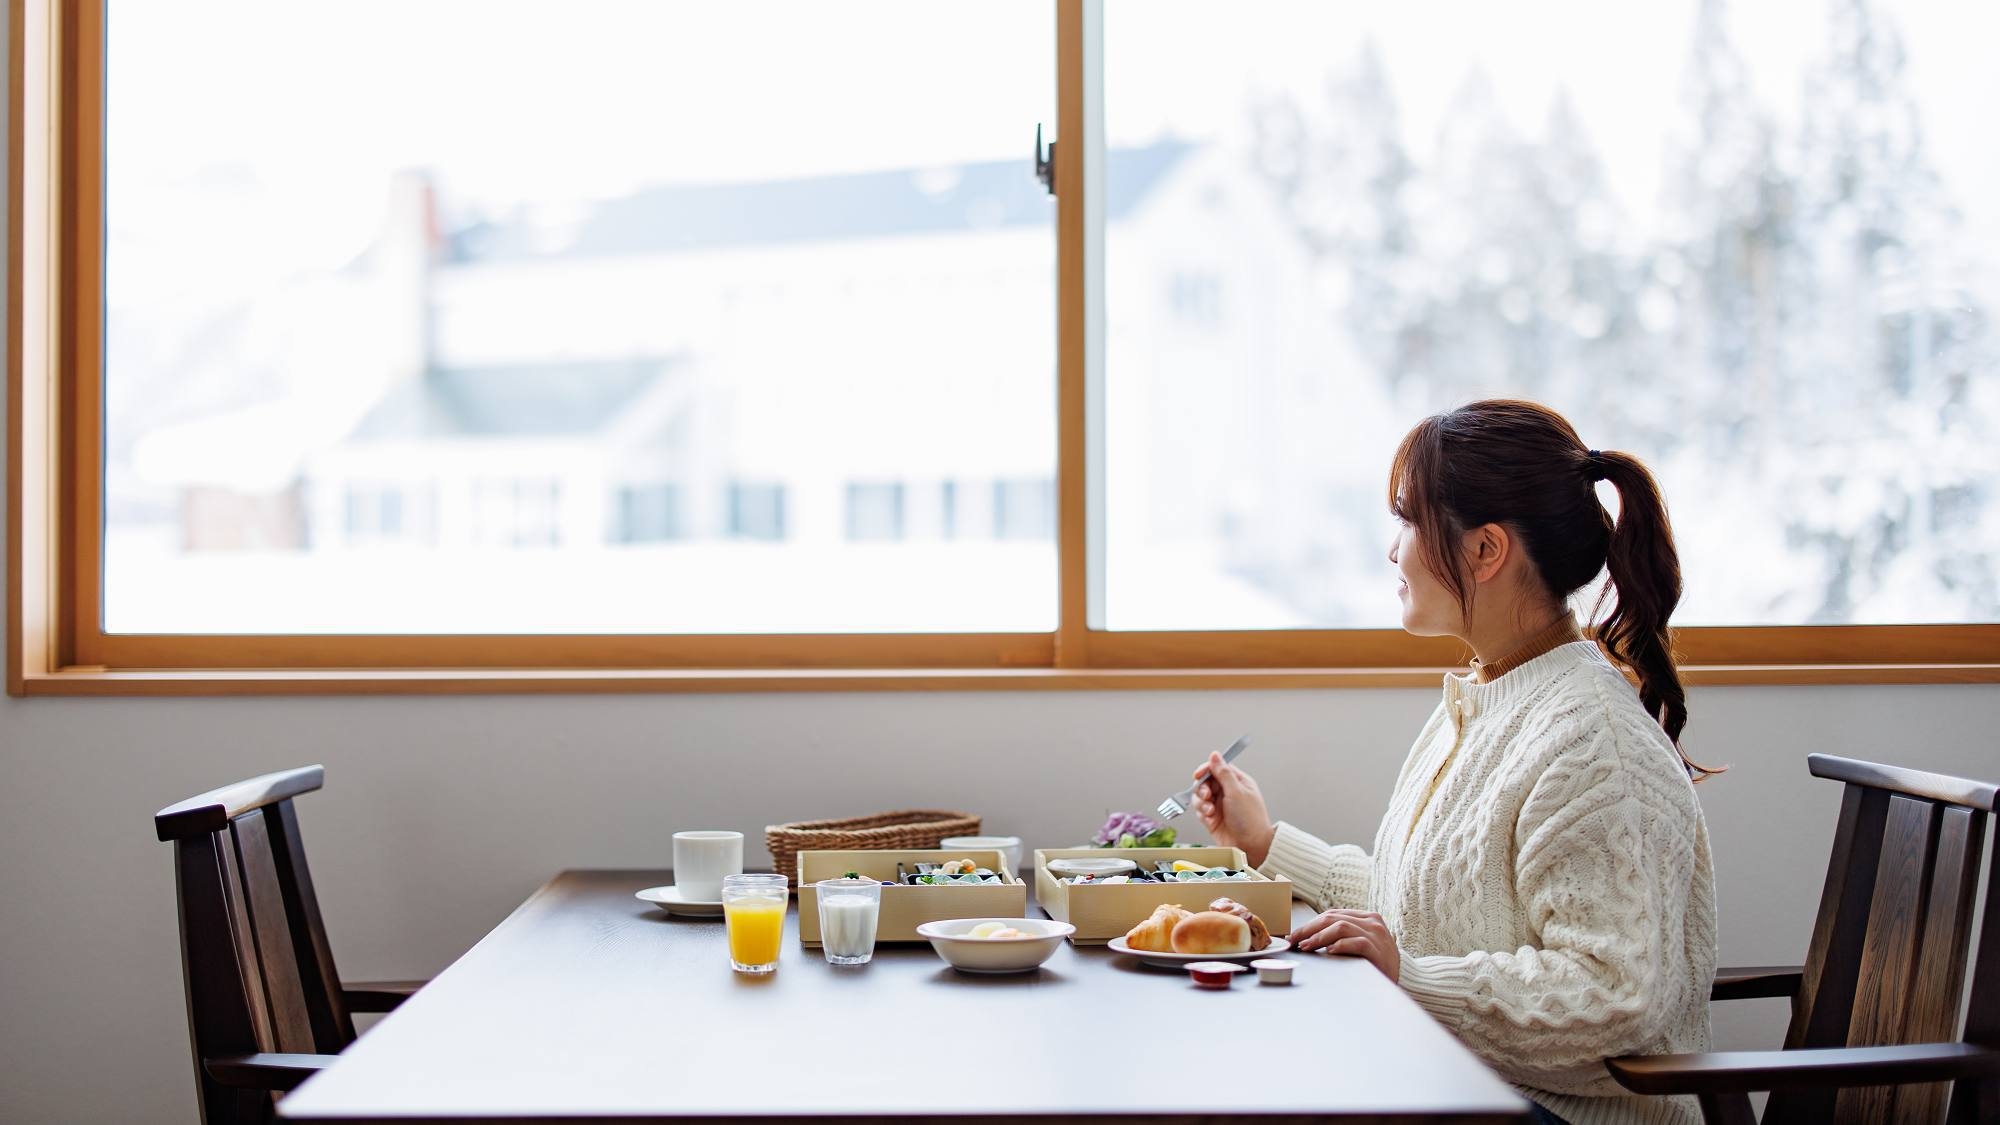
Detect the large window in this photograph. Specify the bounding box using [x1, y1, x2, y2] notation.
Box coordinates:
[102, 0, 1056, 635]
[9, 0, 1997, 690]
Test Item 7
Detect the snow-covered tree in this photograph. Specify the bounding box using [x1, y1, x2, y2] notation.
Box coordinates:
[1395, 72, 1654, 434]
[1239, 0, 1996, 624]
[1248, 40, 1415, 377]
[1659, 0, 1798, 458]
[1777, 0, 1996, 621]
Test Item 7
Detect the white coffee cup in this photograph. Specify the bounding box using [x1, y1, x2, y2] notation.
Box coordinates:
[672, 830, 744, 902]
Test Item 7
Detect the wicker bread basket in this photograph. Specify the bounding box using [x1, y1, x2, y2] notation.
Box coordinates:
[765, 810, 981, 885]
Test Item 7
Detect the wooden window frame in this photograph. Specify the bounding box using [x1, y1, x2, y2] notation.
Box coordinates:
[8, 0, 1998, 696]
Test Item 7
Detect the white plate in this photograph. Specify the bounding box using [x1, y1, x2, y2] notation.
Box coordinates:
[1046, 857, 1139, 879]
[1106, 935, 1290, 969]
[634, 885, 724, 917]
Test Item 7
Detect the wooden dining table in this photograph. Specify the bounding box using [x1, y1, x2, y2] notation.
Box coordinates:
[278, 869, 1530, 1124]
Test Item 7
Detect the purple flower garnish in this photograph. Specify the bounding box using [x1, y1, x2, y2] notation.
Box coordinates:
[1093, 810, 1161, 846]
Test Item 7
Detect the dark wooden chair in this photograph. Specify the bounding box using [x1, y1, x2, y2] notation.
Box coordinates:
[1608, 753, 2000, 1124]
[157, 766, 426, 1124]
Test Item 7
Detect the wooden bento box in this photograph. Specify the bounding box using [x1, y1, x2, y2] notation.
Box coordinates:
[795, 848, 1027, 946]
[1034, 847, 1293, 945]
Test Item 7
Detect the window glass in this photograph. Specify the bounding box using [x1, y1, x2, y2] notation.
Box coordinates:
[994, 478, 1057, 541]
[845, 482, 907, 541]
[1105, 0, 2000, 628]
[104, 0, 1056, 634]
[727, 482, 787, 543]
[616, 483, 684, 545]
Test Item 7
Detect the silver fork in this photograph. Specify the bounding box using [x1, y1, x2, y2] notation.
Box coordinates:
[1156, 736, 1250, 821]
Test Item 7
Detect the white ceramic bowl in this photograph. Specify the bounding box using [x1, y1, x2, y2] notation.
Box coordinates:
[938, 835, 1023, 875]
[915, 917, 1074, 974]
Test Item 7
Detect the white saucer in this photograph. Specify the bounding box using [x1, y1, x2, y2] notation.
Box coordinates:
[1106, 935, 1290, 970]
[635, 885, 724, 917]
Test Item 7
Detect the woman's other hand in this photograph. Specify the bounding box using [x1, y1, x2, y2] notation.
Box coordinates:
[1189, 750, 1277, 867]
[1289, 910, 1400, 980]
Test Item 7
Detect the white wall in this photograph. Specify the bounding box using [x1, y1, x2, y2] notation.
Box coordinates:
[4, 22, 1998, 1125]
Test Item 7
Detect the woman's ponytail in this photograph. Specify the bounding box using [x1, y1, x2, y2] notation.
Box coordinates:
[1592, 451, 1720, 778]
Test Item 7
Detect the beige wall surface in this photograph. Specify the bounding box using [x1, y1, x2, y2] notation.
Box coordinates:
[2, 676, 1997, 1124]
[4, 20, 1998, 1125]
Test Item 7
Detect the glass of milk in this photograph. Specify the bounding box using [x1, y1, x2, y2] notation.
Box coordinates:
[814, 876, 883, 966]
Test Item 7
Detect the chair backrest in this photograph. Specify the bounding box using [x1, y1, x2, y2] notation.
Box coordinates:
[1768, 753, 1999, 1125]
[157, 766, 353, 1124]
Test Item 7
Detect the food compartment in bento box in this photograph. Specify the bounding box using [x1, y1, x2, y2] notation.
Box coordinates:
[796, 849, 1027, 945]
[1035, 847, 1292, 945]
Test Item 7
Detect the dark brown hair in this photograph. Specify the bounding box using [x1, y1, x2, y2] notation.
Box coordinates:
[1388, 399, 1720, 778]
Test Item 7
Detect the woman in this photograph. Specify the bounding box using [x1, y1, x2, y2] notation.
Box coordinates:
[1194, 400, 1716, 1125]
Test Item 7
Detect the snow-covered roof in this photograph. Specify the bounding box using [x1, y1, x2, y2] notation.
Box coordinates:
[446, 141, 1195, 263]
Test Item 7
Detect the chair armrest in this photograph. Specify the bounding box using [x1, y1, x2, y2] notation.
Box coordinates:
[205, 1052, 337, 1092]
[1608, 1042, 2000, 1096]
[1710, 964, 1803, 1001]
[342, 979, 427, 1013]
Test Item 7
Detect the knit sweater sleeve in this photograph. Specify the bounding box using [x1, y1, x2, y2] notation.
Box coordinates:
[1256, 821, 1371, 912]
[1393, 703, 1706, 1096]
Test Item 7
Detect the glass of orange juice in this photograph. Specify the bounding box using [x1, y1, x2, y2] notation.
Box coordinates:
[721, 873, 789, 973]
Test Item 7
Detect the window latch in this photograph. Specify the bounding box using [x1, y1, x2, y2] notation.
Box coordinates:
[1035, 123, 1056, 196]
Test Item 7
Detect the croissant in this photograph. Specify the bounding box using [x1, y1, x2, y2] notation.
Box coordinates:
[1171, 910, 1251, 955]
[1123, 903, 1192, 952]
[1207, 897, 1270, 950]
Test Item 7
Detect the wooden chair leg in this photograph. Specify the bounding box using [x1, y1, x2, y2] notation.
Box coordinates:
[1697, 1090, 1757, 1125]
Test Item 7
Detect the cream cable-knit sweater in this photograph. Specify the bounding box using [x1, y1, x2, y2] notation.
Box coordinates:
[1259, 641, 1715, 1125]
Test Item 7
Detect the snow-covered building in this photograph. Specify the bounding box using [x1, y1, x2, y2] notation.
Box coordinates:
[130, 139, 1390, 629]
